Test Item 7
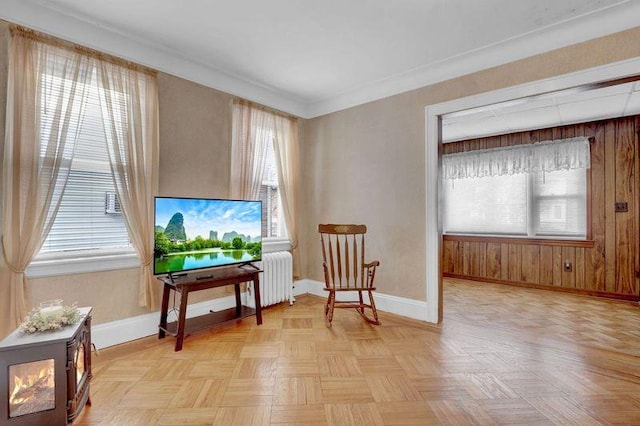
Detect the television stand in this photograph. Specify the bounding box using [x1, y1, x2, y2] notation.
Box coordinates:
[157, 267, 263, 351]
[238, 262, 260, 271]
[167, 271, 187, 283]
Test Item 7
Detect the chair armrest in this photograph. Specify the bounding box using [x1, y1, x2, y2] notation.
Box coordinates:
[322, 261, 331, 288]
[363, 260, 380, 288]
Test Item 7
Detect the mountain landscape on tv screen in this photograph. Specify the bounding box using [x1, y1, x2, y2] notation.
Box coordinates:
[153, 199, 262, 274]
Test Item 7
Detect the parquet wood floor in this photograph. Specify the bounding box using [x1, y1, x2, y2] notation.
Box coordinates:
[75, 278, 640, 425]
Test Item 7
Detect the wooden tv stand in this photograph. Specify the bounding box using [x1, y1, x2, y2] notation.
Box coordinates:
[157, 266, 262, 351]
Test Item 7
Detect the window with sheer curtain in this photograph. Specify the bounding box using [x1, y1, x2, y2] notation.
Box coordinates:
[230, 102, 297, 241]
[442, 137, 590, 239]
[260, 137, 287, 238]
[230, 100, 301, 277]
[3, 27, 159, 330]
[38, 69, 133, 254]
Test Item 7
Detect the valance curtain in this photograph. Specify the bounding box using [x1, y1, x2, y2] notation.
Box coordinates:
[442, 137, 591, 180]
[1, 31, 92, 336]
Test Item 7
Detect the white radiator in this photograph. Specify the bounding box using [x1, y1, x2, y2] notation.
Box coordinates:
[246, 251, 294, 308]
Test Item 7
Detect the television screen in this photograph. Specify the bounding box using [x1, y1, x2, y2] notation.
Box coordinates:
[154, 197, 262, 276]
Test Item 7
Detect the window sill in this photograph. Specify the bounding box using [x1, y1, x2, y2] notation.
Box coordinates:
[443, 234, 595, 248]
[27, 250, 140, 278]
[26, 239, 292, 279]
[262, 238, 292, 253]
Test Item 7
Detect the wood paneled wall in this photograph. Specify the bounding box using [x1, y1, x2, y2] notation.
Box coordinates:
[442, 116, 640, 300]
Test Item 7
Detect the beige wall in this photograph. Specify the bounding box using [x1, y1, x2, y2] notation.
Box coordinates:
[157, 72, 232, 198]
[300, 26, 640, 301]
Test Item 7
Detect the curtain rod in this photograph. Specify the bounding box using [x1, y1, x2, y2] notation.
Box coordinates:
[233, 98, 301, 121]
[10, 24, 157, 77]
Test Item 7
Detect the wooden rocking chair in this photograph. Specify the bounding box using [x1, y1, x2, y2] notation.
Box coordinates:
[318, 224, 380, 326]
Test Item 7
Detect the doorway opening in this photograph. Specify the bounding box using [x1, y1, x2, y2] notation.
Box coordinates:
[425, 56, 640, 323]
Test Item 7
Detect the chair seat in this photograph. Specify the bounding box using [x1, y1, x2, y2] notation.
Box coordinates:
[324, 287, 377, 291]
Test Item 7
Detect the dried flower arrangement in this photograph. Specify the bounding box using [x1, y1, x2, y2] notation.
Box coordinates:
[20, 303, 81, 334]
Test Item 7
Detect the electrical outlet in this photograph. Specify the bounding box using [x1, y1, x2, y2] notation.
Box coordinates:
[564, 260, 572, 272]
[615, 202, 628, 212]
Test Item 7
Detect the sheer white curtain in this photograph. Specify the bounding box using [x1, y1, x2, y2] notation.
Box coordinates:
[273, 115, 300, 278]
[443, 137, 591, 180]
[1, 29, 91, 336]
[230, 101, 301, 275]
[97, 61, 160, 310]
[230, 101, 273, 200]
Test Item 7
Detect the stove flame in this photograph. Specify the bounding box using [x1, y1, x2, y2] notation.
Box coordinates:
[9, 360, 55, 414]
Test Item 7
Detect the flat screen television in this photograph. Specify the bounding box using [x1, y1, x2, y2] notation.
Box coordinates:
[154, 197, 262, 277]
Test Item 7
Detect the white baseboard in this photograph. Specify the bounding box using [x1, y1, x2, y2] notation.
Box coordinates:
[92, 294, 239, 349]
[92, 278, 428, 349]
[298, 279, 429, 322]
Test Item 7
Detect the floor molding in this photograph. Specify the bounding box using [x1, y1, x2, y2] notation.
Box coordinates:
[299, 279, 429, 322]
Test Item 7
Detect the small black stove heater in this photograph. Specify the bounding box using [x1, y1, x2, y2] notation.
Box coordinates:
[0, 307, 92, 425]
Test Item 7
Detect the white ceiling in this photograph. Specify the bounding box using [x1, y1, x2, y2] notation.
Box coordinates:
[442, 80, 640, 142]
[2, 0, 640, 118]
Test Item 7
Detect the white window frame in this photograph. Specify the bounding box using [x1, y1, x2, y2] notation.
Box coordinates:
[26, 249, 140, 278]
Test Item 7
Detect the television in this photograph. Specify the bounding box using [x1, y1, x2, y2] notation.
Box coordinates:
[154, 197, 262, 277]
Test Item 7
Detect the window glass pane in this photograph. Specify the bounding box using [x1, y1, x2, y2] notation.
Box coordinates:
[443, 174, 528, 235]
[40, 169, 130, 252]
[259, 139, 287, 238]
[532, 169, 586, 237]
[38, 70, 131, 254]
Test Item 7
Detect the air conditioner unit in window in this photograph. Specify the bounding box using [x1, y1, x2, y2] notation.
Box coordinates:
[105, 192, 122, 214]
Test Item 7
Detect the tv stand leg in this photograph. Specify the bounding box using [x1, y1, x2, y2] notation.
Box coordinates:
[159, 283, 170, 339]
[175, 289, 189, 351]
[234, 283, 241, 317]
[253, 273, 262, 325]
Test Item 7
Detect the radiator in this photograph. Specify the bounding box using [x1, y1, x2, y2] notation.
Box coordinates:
[246, 251, 294, 308]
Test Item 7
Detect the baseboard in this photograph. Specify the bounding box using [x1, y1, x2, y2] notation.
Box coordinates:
[444, 273, 640, 302]
[300, 279, 429, 322]
[92, 294, 239, 349]
[93, 280, 312, 349]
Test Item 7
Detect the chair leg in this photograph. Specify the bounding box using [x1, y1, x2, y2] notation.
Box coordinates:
[368, 290, 380, 325]
[358, 291, 365, 314]
[326, 291, 336, 326]
[324, 294, 330, 316]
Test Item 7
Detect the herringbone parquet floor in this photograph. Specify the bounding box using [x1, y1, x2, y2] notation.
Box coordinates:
[75, 278, 640, 425]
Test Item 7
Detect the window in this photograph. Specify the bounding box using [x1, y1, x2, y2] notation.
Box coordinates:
[444, 167, 587, 239]
[532, 169, 587, 236]
[442, 138, 590, 239]
[231, 101, 297, 246]
[444, 173, 528, 235]
[259, 138, 286, 238]
[36, 67, 132, 256]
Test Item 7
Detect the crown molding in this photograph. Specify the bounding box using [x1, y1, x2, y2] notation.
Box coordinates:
[0, 0, 309, 117]
[305, 1, 640, 118]
[2, 0, 639, 119]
